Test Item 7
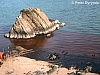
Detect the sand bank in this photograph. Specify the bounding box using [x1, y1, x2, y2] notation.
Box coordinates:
[0, 56, 99, 75]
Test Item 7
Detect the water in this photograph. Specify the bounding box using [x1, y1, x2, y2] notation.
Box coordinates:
[0, 0, 100, 35]
[0, 0, 100, 73]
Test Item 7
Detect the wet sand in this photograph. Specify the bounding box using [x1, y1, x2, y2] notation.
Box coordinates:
[0, 28, 100, 74]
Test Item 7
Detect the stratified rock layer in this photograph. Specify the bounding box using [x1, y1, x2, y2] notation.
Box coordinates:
[5, 8, 65, 39]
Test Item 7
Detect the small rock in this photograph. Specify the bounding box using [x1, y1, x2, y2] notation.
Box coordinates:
[46, 33, 51, 37]
[60, 23, 66, 27]
[86, 62, 91, 66]
[47, 65, 57, 74]
[92, 54, 95, 57]
[76, 70, 85, 75]
[67, 72, 76, 75]
[62, 51, 65, 54]
[47, 53, 59, 60]
[85, 66, 92, 73]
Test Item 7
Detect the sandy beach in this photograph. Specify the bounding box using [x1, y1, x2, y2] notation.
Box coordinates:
[0, 56, 99, 75]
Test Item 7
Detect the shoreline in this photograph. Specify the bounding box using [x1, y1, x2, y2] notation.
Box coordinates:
[0, 56, 99, 75]
[0, 30, 100, 74]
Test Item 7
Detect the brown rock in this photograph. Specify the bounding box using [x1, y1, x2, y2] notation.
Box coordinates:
[4, 8, 65, 39]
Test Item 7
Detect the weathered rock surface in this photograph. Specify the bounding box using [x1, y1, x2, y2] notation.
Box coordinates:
[4, 8, 65, 39]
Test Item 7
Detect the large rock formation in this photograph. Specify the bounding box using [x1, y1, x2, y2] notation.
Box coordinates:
[4, 8, 65, 39]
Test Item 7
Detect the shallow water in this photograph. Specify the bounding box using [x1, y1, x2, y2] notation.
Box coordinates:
[0, 0, 100, 73]
[1, 29, 100, 73]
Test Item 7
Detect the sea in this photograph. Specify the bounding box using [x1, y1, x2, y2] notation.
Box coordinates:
[0, 0, 100, 73]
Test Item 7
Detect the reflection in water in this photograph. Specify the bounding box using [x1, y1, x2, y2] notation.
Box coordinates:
[6, 30, 100, 58]
[9, 34, 53, 50]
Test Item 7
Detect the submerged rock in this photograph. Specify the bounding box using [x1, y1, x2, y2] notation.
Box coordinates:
[47, 53, 59, 60]
[4, 8, 65, 39]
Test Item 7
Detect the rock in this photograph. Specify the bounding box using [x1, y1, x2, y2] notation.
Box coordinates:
[67, 72, 76, 75]
[46, 33, 51, 37]
[4, 8, 65, 39]
[47, 65, 57, 74]
[76, 70, 86, 75]
[59, 23, 66, 27]
[85, 66, 92, 73]
[47, 53, 59, 60]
